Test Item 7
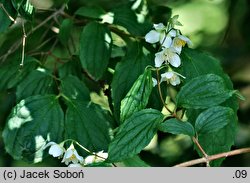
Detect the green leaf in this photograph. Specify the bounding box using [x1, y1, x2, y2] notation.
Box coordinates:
[158, 118, 195, 137]
[79, 22, 112, 80]
[195, 106, 234, 134]
[16, 68, 56, 101]
[12, 0, 34, 20]
[120, 69, 153, 122]
[196, 115, 237, 166]
[60, 75, 90, 101]
[75, 6, 105, 19]
[122, 155, 150, 167]
[2, 95, 64, 163]
[108, 109, 164, 162]
[112, 5, 150, 36]
[111, 40, 151, 122]
[59, 18, 73, 47]
[176, 74, 235, 109]
[58, 57, 82, 79]
[64, 100, 111, 153]
[0, 57, 38, 91]
[0, 8, 11, 33]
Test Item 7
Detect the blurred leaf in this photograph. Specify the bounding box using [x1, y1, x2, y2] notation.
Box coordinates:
[120, 69, 152, 122]
[108, 109, 163, 162]
[111, 40, 150, 122]
[0, 57, 38, 91]
[79, 22, 112, 80]
[122, 155, 150, 167]
[60, 75, 90, 101]
[195, 106, 234, 134]
[149, 5, 172, 25]
[2, 95, 64, 163]
[16, 68, 56, 101]
[75, 6, 105, 19]
[12, 0, 34, 20]
[176, 74, 235, 109]
[158, 118, 195, 137]
[59, 18, 73, 47]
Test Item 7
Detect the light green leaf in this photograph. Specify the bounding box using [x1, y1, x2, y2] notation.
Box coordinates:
[79, 22, 112, 80]
[2, 95, 64, 163]
[59, 18, 73, 47]
[120, 69, 153, 122]
[195, 106, 234, 134]
[16, 68, 56, 101]
[12, 0, 34, 20]
[64, 100, 111, 153]
[108, 109, 164, 162]
[111, 40, 151, 122]
[176, 74, 235, 109]
[158, 118, 195, 137]
[60, 75, 90, 101]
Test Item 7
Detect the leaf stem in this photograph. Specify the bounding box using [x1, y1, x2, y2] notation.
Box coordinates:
[174, 147, 250, 167]
[192, 137, 210, 166]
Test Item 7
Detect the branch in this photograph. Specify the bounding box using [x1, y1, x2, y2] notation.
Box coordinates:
[174, 147, 250, 167]
[0, 5, 66, 63]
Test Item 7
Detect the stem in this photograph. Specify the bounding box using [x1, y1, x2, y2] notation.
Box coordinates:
[20, 20, 27, 67]
[174, 147, 250, 167]
[192, 137, 210, 167]
[156, 68, 172, 114]
[0, 3, 16, 22]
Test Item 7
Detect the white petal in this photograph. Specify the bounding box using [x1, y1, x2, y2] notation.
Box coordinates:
[152, 78, 158, 87]
[96, 151, 108, 159]
[170, 76, 181, 86]
[43, 142, 56, 150]
[161, 36, 172, 48]
[74, 150, 84, 163]
[173, 46, 182, 54]
[154, 51, 164, 67]
[68, 163, 83, 167]
[169, 54, 181, 67]
[48, 144, 64, 157]
[153, 23, 165, 30]
[168, 29, 177, 37]
[145, 30, 160, 43]
[85, 155, 96, 165]
[161, 72, 174, 80]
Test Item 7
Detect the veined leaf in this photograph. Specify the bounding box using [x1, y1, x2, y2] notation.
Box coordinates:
[79, 22, 112, 80]
[108, 109, 164, 162]
[64, 100, 111, 153]
[176, 74, 235, 109]
[60, 75, 90, 102]
[2, 95, 64, 163]
[59, 18, 73, 47]
[195, 106, 234, 134]
[120, 69, 153, 122]
[16, 68, 56, 101]
[122, 155, 150, 167]
[158, 118, 195, 137]
[111, 40, 151, 122]
[75, 6, 105, 19]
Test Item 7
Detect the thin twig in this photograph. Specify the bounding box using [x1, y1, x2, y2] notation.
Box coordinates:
[156, 68, 172, 114]
[0, 3, 16, 22]
[20, 20, 27, 67]
[192, 137, 210, 167]
[174, 147, 250, 167]
[0, 5, 66, 63]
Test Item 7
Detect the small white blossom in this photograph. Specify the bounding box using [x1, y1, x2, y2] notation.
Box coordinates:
[84, 151, 108, 165]
[145, 23, 176, 47]
[43, 142, 65, 158]
[161, 71, 185, 86]
[155, 47, 181, 68]
[172, 35, 192, 54]
[62, 144, 84, 165]
[152, 78, 158, 87]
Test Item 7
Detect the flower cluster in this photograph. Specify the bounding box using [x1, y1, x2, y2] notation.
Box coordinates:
[145, 15, 191, 86]
[43, 141, 108, 167]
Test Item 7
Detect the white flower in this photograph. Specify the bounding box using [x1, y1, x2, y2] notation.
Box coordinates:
[152, 78, 158, 87]
[43, 142, 65, 158]
[171, 35, 192, 54]
[155, 47, 181, 68]
[161, 71, 185, 86]
[62, 144, 84, 165]
[84, 151, 108, 165]
[145, 23, 176, 47]
[68, 163, 83, 167]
